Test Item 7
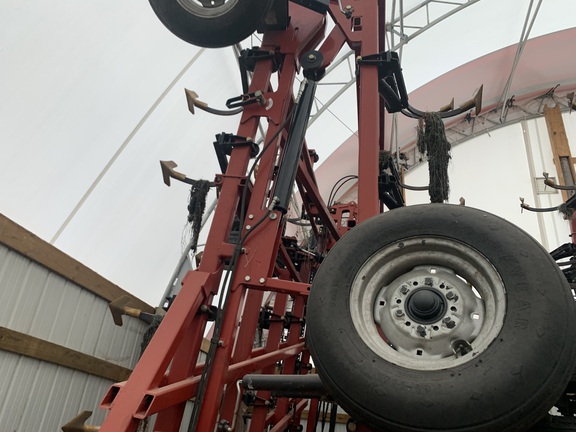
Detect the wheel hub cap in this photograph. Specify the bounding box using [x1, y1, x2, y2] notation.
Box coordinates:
[406, 289, 446, 324]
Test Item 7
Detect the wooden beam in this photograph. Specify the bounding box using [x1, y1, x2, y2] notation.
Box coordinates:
[201, 337, 210, 353]
[544, 105, 576, 201]
[0, 326, 132, 382]
[0, 213, 153, 313]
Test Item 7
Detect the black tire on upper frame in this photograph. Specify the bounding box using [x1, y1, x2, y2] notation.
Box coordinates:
[149, 0, 274, 48]
[307, 204, 576, 432]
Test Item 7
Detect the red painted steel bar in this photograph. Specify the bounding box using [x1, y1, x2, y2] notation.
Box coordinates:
[193, 12, 327, 428]
[99, 273, 208, 431]
[95, 2, 387, 431]
[328, 0, 383, 221]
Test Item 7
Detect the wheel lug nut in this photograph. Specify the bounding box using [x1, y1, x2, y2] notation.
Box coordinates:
[446, 291, 455, 300]
[400, 286, 409, 295]
[443, 317, 451, 324]
[395, 309, 404, 317]
[417, 325, 426, 337]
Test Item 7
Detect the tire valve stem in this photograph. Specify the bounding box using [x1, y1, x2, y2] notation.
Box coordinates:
[452, 340, 473, 357]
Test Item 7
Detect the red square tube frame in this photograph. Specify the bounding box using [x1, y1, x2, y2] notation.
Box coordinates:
[96, 1, 385, 431]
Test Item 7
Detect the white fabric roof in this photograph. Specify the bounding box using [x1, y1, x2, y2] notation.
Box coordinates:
[1, 0, 575, 304]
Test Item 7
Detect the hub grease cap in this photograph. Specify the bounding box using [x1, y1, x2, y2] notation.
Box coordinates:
[406, 288, 446, 324]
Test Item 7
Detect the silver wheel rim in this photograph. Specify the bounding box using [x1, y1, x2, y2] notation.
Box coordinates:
[177, 0, 239, 18]
[349, 237, 506, 371]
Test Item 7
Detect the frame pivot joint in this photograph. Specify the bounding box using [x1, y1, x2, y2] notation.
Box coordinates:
[302, 50, 325, 81]
[199, 304, 218, 322]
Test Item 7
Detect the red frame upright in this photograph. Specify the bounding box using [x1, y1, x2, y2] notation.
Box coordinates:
[97, 1, 386, 431]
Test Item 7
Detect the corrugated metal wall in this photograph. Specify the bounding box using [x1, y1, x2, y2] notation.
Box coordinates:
[0, 243, 150, 430]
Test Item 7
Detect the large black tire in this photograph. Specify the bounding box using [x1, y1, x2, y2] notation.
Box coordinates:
[149, 0, 274, 48]
[307, 204, 576, 432]
[531, 416, 576, 431]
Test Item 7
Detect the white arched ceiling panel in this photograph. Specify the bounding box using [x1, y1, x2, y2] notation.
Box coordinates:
[52, 47, 241, 305]
[0, 0, 199, 239]
[397, 0, 576, 91]
[1, 1, 241, 304]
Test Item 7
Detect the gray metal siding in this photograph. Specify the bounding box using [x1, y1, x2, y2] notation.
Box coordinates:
[0, 246, 145, 367]
[0, 351, 114, 430]
[0, 243, 150, 430]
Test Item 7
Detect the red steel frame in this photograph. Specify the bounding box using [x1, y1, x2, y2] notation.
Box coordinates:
[98, 1, 386, 431]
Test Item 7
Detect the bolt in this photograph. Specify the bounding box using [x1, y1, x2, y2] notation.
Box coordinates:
[417, 325, 426, 337]
[346, 4, 352, 10]
[269, 213, 278, 220]
[446, 291, 455, 300]
[248, 214, 254, 220]
[425, 277, 433, 286]
[395, 309, 404, 317]
[308, 53, 316, 61]
[443, 317, 456, 328]
[259, 277, 265, 284]
[400, 286, 409, 295]
[245, 275, 251, 282]
[246, 225, 251, 230]
[218, 420, 232, 432]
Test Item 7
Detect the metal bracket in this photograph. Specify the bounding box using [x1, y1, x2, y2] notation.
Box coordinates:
[238, 48, 284, 93]
[358, 51, 483, 118]
[358, 51, 408, 113]
[226, 90, 269, 110]
[239, 48, 283, 73]
[378, 174, 405, 209]
[213, 133, 259, 173]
